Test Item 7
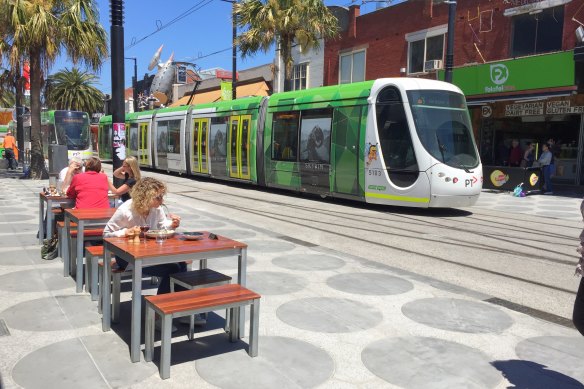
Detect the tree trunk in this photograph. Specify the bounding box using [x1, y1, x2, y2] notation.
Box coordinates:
[29, 50, 48, 180]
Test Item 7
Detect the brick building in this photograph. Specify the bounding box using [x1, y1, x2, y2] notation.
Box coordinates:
[324, 0, 584, 188]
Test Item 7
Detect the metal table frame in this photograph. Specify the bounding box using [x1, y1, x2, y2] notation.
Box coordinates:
[38, 193, 73, 244]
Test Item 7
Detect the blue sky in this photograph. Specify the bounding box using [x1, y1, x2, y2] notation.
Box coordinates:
[51, 0, 394, 94]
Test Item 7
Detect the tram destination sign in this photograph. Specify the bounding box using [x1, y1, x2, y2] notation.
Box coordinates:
[505, 101, 584, 116]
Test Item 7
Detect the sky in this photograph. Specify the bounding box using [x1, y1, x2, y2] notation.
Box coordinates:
[50, 0, 395, 94]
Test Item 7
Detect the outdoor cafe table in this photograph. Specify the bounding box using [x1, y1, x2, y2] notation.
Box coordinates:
[38, 193, 74, 244]
[101, 232, 248, 363]
[64, 208, 117, 292]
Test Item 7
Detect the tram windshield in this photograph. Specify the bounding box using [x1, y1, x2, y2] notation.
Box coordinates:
[54, 111, 91, 151]
[408, 90, 479, 169]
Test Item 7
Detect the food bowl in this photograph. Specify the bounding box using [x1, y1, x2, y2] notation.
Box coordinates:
[145, 229, 175, 239]
[182, 231, 204, 241]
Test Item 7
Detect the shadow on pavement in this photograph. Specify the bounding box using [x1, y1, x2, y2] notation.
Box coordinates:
[491, 360, 584, 389]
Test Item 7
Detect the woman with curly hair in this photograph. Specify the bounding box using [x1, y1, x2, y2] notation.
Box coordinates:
[103, 177, 184, 296]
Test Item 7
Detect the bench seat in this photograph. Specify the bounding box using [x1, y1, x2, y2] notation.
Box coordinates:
[145, 284, 261, 379]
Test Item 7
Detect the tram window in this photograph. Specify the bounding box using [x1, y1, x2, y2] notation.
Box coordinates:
[157, 122, 168, 153]
[210, 117, 228, 162]
[299, 109, 332, 163]
[167, 119, 181, 154]
[129, 123, 138, 150]
[272, 112, 299, 161]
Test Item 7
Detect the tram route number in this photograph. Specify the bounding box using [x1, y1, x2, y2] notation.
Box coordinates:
[368, 169, 383, 177]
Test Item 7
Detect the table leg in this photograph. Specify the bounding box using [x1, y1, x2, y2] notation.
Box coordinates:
[131, 262, 143, 363]
[237, 247, 247, 338]
[64, 217, 71, 277]
[76, 221, 84, 293]
[102, 247, 111, 332]
[46, 199, 54, 239]
[38, 196, 45, 244]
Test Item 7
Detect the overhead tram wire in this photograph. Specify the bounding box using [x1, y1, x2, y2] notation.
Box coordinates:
[125, 0, 216, 50]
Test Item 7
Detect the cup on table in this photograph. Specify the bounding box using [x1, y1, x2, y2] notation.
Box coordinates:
[155, 231, 167, 244]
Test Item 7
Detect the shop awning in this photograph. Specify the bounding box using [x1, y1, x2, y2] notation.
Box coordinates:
[170, 81, 270, 107]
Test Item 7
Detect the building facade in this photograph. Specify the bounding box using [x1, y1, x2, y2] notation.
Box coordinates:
[324, 0, 584, 187]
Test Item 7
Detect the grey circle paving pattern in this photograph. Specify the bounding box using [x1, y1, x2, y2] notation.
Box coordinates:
[247, 240, 296, 253]
[2, 295, 101, 331]
[272, 253, 345, 271]
[402, 298, 513, 333]
[196, 336, 334, 389]
[362, 337, 501, 389]
[12, 335, 156, 388]
[0, 223, 37, 233]
[0, 268, 71, 292]
[0, 206, 28, 213]
[245, 271, 307, 295]
[277, 297, 383, 333]
[212, 228, 257, 239]
[205, 256, 256, 271]
[185, 220, 227, 229]
[516, 336, 584, 384]
[327, 273, 414, 295]
[0, 248, 47, 266]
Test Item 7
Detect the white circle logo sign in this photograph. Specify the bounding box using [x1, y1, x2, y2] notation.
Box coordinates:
[481, 106, 492, 118]
[490, 64, 509, 85]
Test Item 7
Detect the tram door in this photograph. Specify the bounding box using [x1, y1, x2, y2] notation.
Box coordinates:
[139, 123, 149, 166]
[191, 118, 209, 174]
[228, 115, 251, 180]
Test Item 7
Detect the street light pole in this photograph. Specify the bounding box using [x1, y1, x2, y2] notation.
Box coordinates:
[444, 0, 457, 83]
[125, 57, 138, 112]
[232, 1, 237, 100]
[110, 0, 125, 186]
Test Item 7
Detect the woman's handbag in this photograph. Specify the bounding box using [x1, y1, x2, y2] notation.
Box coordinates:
[41, 237, 58, 260]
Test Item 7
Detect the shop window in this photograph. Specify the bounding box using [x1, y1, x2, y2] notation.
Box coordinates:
[292, 63, 308, 91]
[340, 50, 365, 84]
[511, 6, 563, 57]
[406, 26, 445, 74]
[272, 112, 299, 161]
[299, 109, 332, 163]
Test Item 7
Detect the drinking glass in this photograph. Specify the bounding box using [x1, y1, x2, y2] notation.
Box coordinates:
[155, 231, 167, 244]
[140, 225, 150, 243]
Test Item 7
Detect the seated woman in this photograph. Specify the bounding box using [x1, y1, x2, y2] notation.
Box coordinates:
[108, 156, 141, 202]
[66, 156, 109, 209]
[103, 177, 184, 296]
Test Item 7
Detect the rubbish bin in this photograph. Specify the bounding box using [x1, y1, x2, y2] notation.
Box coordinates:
[48, 144, 68, 176]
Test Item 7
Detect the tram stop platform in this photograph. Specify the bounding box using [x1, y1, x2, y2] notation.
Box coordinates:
[0, 167, 583, 388]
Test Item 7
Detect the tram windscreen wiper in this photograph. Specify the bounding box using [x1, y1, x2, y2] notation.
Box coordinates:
[436, 134, 446, 162]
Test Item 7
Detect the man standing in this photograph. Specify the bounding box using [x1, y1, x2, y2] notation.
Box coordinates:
[3, 130, 17, 170]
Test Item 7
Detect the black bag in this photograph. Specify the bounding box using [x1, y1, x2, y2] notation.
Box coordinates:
[41, 237, 58, 260]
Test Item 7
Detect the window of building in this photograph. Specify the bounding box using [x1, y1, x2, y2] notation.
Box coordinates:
[292, 63, 308, 90]
[511, 6, 563, 57]
[272, 112, 299, 161]
[406, 25, 446, 74]
[339, 50, 366, 84]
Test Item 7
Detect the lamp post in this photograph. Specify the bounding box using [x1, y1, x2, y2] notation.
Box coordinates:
[221, 0, 237, 100]
[444, 0, 457, 83]
[125, 57, 138, 112]
[110, 0, 125, 187]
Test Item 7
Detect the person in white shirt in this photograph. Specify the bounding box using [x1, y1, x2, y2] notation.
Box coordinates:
[58, 157, 83, 193]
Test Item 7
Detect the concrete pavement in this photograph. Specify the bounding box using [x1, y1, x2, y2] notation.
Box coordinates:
[0, 169, 583, 388]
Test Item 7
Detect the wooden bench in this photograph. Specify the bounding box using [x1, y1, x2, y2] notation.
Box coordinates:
[85, 245, 104, 300]
[170, 269, 233, 339]
[97, 260, 132, 323]
[145, 284, 261, 379]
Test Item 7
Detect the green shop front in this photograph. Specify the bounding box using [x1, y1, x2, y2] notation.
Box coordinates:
[440, 51, 583, 190]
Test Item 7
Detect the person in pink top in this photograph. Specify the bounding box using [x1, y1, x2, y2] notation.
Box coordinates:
[66, 156, 110, 209]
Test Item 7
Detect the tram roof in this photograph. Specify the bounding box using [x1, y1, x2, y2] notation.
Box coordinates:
[268, 80, 375, 109]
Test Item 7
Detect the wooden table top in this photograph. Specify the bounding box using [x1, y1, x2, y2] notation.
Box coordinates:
[65, 207, 117, 220]
[104, 231, 247, 259]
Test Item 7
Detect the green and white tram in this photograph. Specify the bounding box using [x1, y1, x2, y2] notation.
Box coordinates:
[99, 78, 482, 208]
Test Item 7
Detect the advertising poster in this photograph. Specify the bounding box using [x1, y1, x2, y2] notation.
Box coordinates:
[113, 122, 126, 160]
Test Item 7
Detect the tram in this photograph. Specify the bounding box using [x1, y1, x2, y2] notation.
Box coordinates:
[99, 78, 482, 208]
[41, 110, 92, 160]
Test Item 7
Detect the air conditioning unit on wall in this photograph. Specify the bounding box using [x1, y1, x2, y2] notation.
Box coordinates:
[424, 59, 443, 72]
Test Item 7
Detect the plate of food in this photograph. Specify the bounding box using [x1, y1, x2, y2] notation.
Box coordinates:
[145, 229, 175, 239]
[181, 231, 204, 241]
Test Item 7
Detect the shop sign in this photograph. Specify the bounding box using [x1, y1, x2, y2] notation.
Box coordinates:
[438, 51, 574, 96]
[546, 100, 584, 114]
[505, 102, 544, 116]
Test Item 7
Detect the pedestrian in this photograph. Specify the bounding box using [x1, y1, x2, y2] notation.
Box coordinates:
[66, 156, 109, 208]
[573, 199, 584, 336]
[537, 143, 553, 194]
[108, 156, 141, 203]
[508, 139, 522, 167]
[521, 142, 535, 168]
[3, 130, 17, 170]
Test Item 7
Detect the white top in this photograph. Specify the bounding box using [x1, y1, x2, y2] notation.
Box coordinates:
[103, 199, 172, 238]
[57, 166, 69, 191]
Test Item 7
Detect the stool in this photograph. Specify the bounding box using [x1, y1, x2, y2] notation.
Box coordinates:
[170, 269, 232, 339]
[85, 245, 104, 301]
[145, 284, 261, 379]
[98, 260, 132, 323]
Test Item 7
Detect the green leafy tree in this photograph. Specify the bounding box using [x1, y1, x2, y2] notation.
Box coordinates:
[234, 0, 339, 91]
[47, 67, 103, 114]
[0, 0, 107, 179]
[0, 69, 16, 107]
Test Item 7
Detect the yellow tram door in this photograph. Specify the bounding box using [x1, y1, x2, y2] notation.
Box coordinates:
[192, 118, 209, 174]
[228, 115, 251, 179]
[139, 123, 149, 165]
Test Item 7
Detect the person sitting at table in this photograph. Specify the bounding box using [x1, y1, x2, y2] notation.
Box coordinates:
[103, 177, 185, 296]
[58, 157, 83, 193]
[108, 156, 141, 203]
[66, 156, 110, 209]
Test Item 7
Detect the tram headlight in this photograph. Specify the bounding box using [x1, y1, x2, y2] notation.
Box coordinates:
[437, 172, 445, 178]
[444, 177, 451, 182]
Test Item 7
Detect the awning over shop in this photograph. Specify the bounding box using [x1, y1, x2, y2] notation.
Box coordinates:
[171, 81, 270, 107]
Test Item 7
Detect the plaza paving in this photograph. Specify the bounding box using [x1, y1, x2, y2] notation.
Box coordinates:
[0, 168, 583, 388]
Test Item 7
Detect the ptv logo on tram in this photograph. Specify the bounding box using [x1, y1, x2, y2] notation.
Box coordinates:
[464, 176, 478, 188]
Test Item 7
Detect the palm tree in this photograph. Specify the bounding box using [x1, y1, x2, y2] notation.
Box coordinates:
[0, 0, 107, 179]
[47, 67, 103, 114]
[234, 0, 339, 91]
[0, 69, 16, 107]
